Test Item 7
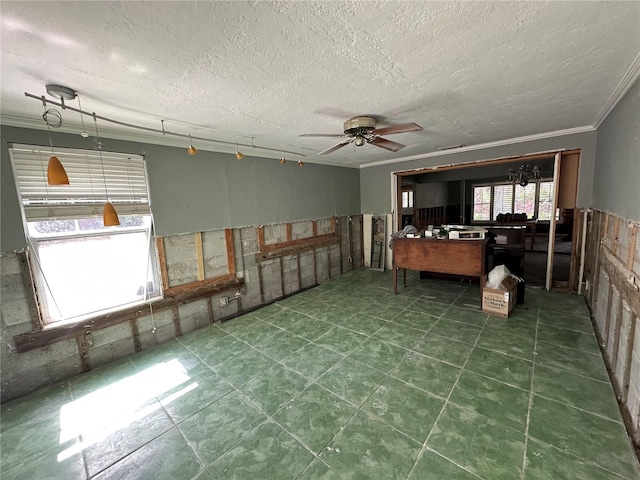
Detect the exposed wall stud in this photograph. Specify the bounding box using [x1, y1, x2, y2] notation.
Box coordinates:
[627, 225, 638, 271]
[172, 306, 181, 338]
[130, 318, 141, 352]
[206, 297, 215, 324]
[195, 232, 205, 281]
[612, 217, 621, 256]
[156, 237, 170, 291]
[225, 228, 236, 275]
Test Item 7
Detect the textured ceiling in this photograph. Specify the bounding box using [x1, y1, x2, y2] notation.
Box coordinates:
[1, 1, 639, 167]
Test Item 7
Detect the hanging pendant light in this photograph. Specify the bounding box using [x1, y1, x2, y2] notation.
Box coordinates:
[235, 142, 244, 160]
[103, 202, 120, 226]
[93, 114, 120, 226]
[298, 160, 304, 167]
[279, 150, 286, 164]
[42, 107, 69, 185]
[47, 155, 69, 185]
[187, 135, 198, 155]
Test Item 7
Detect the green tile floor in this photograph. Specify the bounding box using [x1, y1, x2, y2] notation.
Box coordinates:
[2, 269, 639, 479]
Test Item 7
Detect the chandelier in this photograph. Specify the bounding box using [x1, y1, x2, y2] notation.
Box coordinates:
[507, 164, 540, 187]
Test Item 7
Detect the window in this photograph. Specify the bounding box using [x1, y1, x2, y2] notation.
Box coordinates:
[514, 183, 536, 218]
[402, 189, 414, 209]
[471, 180, 555, 222]
[537, 181, 555, 221]
[472, 186, 491, 220]
[492, 184, 513, 219]
[10, 144, 161, 326]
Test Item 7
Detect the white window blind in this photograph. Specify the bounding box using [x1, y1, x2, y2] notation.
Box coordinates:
[10, 144, 150, 221]
[492, 184, 513, 220]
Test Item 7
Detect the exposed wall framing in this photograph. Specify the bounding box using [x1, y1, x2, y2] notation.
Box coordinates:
[584, 209, 640, 447]
[2, 215, 364, 402]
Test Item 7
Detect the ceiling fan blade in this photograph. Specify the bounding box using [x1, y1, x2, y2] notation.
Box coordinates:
[299, 133, 345, 138]
[370, 137, 405, 152]
[371, 122, 422, 136]
[319, 139, 351, 155]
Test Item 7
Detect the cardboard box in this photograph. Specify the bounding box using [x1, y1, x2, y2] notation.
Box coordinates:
[481, 274, 518, 317]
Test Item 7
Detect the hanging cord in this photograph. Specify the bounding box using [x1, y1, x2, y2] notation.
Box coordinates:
[92, 113, 110, 200]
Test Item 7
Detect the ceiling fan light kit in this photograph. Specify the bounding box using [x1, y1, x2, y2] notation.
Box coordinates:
[301, 116, 423, 155]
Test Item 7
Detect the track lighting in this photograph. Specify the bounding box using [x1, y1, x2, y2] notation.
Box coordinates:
[298, 160, 304, 167]
[280, 151, 286, 164]
[235, 143, 244, 160]
[187, 135, 198, 155]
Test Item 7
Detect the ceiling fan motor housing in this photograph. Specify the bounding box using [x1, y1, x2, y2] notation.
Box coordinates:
[343, 116, 376, 137]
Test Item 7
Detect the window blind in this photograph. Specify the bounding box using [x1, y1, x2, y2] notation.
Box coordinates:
[10, 144, 150, 221]
[492, 184, 513, 220]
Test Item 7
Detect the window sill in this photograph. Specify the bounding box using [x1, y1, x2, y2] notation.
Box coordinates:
[14, 276, 244, 353]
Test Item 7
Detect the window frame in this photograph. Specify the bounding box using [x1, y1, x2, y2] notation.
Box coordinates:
[9, 144, 162, 329]
[471, 179, 555, 223]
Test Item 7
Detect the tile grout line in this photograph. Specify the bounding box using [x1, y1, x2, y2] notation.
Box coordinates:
[405, 312, 490, 480]
[520, 306, 540, 480]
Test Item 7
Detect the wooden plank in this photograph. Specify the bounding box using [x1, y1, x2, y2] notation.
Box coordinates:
[279, 257, 285, 296]
[257, 263, 265, 304]
[296, 255, 302, 290]
[569, 208, 580, 292]
[286, 223, 292, 242]
[19, 251, 43, 331]
[627, 225, 638, 271]
[312, 221, 318, 236]
[622, 315, 637, 400]
[225, 228, 236, 275]
[604, 283, 615, 349]
[313, 248, 318, 284]
[546, 152, 561, 290]
[395, 149, 581, 177]
[257, 226, 266, 250]
[172, 306, 181, 338]
[130, 318, 141, 352]
[195, 232, 205, 281]
[165, 273, 236, 296]
[76, 335, 90, 373]
[14, 276, 245, 353]
[612, 217, 621, 257]
[206, 297, 215, 325]
[255, 235, 340, 261]
[611, 296, 624, 374]
[156, 237, 170, 291]
[591, 211, 604, 308]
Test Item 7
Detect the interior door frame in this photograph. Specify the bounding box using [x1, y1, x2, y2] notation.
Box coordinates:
[392, 148, 581, 290]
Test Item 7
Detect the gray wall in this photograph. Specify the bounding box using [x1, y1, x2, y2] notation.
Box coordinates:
[1, 126, 361, 252]
[360, 130, 597, 215]
[593, 79, 640, 223]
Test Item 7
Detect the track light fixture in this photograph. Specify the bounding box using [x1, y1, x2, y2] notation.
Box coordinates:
[280, 150, 286, 164]
[187, 135, 198, 155]
[298, 160, 304, 167]
[235, 143, 244, 160]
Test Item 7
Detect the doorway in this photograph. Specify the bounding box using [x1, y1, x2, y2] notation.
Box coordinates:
[392, 150, 581, 291]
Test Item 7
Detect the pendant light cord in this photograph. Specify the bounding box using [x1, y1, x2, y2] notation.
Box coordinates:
[92, 114, 110, 200]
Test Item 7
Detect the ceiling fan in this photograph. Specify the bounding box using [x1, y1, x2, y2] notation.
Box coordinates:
[300, 116, 422, 155]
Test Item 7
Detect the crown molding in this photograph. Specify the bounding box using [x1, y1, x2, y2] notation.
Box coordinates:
[360, 125, 595, 169]
[0, 115, 359, 169]
[592, 52, 640, 128]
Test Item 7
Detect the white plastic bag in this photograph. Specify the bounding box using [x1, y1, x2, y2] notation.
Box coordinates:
[486, 265, 511, 290]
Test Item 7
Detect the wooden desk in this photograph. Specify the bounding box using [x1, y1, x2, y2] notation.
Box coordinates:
[392, 237, 488, 293]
